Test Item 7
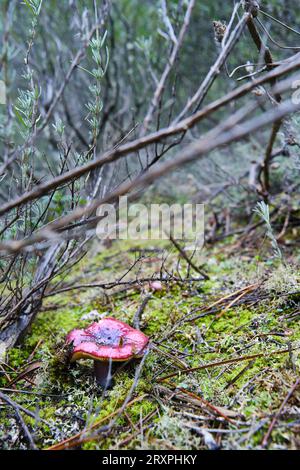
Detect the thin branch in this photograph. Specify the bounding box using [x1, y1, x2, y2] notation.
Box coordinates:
[261, 378, 300, 448]
[168, 232, 209, 280]
[173, 11, 250, 123]
[140, 0, 196, 134]
[1, 90, 300, 253]
[1, 53, 300, 218]
[157, 347, 296, 382]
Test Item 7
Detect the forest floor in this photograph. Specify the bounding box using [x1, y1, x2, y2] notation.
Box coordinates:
[0, 232, 300, 450]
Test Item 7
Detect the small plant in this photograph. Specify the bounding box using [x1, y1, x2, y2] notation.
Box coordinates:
[14, 85, 40, 138]
[253, 201, 282, 261]
[22, 0, 43, 16]
[13, 0, 42, 195]
[263, 264, 299, 294]
[79, 32, 109, 148]
[15, 0, 43, 140]
[52, 117, 65, 138]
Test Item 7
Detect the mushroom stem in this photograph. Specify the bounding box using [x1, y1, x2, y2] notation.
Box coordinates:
[93, 360, 113, 388]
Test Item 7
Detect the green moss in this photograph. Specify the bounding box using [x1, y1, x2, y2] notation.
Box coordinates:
[1, 239, 299, 450]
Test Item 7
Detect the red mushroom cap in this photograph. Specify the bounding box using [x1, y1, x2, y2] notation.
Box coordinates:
[66, 317, 149, 362]
[149, 280, 163, 291]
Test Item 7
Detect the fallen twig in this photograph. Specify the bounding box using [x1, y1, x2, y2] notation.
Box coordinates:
[168, 232, 209, 280]
[261, 377, 300, 448]
[133, 293, 152, 329]
[46, 394, 148, 450]
[157, 348, 296, 382]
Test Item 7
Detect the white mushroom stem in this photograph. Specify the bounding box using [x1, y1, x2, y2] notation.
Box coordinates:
[93, 360, 113, 388]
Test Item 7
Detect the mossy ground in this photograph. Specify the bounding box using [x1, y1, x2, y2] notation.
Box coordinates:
[0, 235, 299, 450]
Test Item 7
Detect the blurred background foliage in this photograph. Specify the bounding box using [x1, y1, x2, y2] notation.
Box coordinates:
[0, 1, 300, 344]
[1, 0, 300, 183]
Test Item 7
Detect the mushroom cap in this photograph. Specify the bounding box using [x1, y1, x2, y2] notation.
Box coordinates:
[149, 280, 163, 291]
[66, 317, 149, 362]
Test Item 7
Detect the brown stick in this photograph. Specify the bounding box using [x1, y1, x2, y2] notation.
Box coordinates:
[1, 93, 300, 254]
[141, 0, 196, 134]
[133, 293, 152, 329]
[261, 377, 300, 448]
[1, 53, 300, 220]
[157, 348, 294, 382]
[246, 14, 281, 102]
[168, 232, 209, 280]
[173, 11, 250, 122]
[168, 383, 236, 424]
[46, 394, 147, 450]
[261, 119, 282, 198]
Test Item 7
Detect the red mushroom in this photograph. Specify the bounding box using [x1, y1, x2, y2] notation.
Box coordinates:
[66, 318, 149, 387]
[149, 280, 163, 291]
